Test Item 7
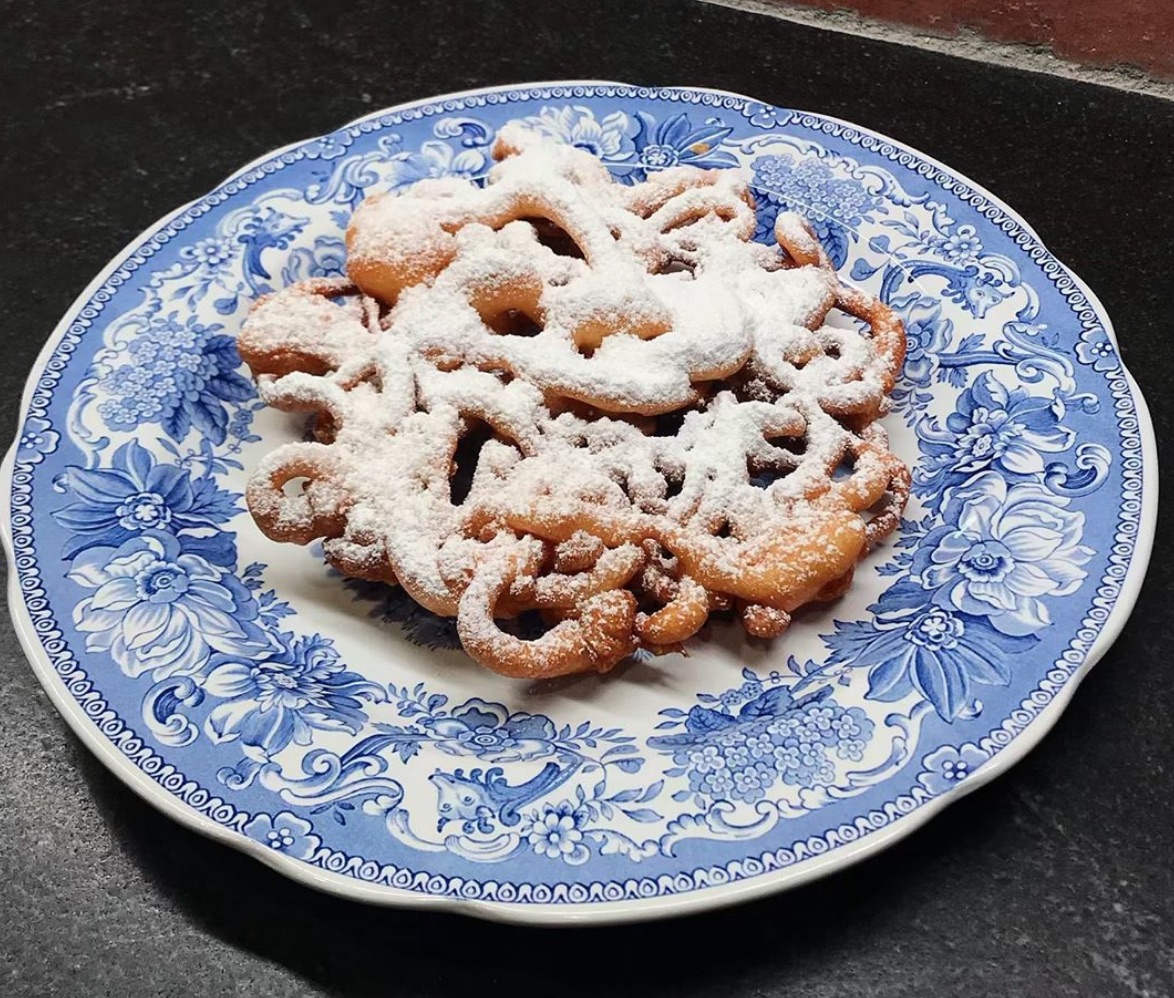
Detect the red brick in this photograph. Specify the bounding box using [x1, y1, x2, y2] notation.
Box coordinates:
[778, 0, 1174, 79]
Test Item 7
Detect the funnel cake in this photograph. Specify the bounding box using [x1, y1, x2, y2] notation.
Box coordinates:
[237, 125, 910, 679]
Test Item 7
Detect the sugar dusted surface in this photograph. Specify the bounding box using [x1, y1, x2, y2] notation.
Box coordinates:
[238, 128, 909, 675]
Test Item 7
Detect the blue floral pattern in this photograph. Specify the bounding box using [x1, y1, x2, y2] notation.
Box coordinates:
[424, 698, 559, 763]
[7, 85, 1145, 916]
[914, 372, 1074, 501]
[52, 440, 239, 559]
[519, 104, 636, 163]
[68, 531, 269, 680]
[649, 674, 874, 806]
[242, 810, 320, 859]
[751, 151, 883, 267]
[97, 314, 254, 444]
[917, 744, 990, 795]
[521, 803, 588, 862]
[912, 473, 1093, 634]
[205, 631, 385, 769]
[16, 417, 58, 464]
[629, 111, 739, 177]
[1076, 326, 1119, 372]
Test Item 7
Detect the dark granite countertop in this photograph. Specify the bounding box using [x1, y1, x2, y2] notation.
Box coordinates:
[1, 1, 1171, 995]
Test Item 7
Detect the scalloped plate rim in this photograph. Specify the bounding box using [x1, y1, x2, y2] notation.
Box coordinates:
[0, 79, 1158, 926]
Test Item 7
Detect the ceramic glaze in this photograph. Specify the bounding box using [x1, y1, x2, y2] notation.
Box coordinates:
[1, 82, 1155, 924]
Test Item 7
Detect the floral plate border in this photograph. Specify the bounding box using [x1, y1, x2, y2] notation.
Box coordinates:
[1, 81, 1158, 924]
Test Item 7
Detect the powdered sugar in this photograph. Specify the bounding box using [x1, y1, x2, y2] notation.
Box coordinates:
[237, 127, 909, 675]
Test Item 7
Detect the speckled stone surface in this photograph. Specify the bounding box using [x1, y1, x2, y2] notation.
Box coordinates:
[1, 1, 1171, 995]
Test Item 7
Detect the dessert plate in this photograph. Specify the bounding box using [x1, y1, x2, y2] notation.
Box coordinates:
[2, 81, 1155, 924]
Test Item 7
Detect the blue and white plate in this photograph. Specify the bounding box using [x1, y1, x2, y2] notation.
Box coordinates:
[3, 82, 1156, 924]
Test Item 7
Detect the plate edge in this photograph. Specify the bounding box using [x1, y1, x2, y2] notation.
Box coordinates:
[0, 79, 1159, 926]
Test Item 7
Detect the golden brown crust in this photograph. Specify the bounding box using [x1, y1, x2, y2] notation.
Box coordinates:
[237, 130, 911, 678]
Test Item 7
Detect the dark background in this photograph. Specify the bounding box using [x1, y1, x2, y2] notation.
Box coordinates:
[1, 1, 1171, 995]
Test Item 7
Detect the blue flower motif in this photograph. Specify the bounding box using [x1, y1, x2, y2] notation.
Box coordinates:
[384, 139, 488, 192]
[744, 730, 775, 757]
[280, 235, 347, 285]
[750, 153, 879, 267]
[519, 105, 636, 162]
[242, 810, 320, 859]
[96, 313, 255, 444]
[891, 292, 954, 387]
[52, 440, 239, 560]
[302, 129, 353, 161]
[918, 744, 989, 795]
[180, 237, 237, 273]
[424, 698, 558, 764]
[68, 530, 269, 680]
[227, 406, 260, 444]
[16, 416, 58, 464]
[827, 605, 1036, 721]
[768, 732, 833, 790]
[1075, 326, 1119, 372]
[520, 802, 589, 863]
[751, 153, 880, 227]
[653, 686, 874, 797]
[802, 704, 838, 738]
[831, 709, 867, 742]
[204, 631, 384, 757]
[695, 764, 735, 798]
[915, 372, 1074, 497]
[837, 738, 869, 763]
[690, 743, 725, 774]
[724, 741, 753, 771]
[631, 111, 738, 174]
[912, 471, 1094, 635]
[736, 680, 763, 700]
[729, 758, 776, 803]
[744, 102, 784, 129]
[937, 225, 982, 263]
